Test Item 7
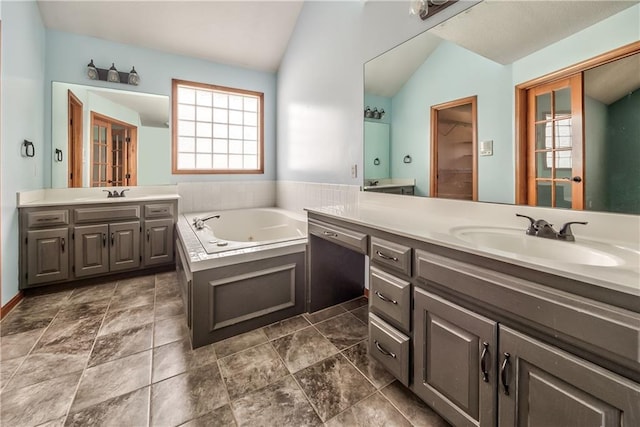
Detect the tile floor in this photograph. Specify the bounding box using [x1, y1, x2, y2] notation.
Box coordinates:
[0, 272, 450, 427]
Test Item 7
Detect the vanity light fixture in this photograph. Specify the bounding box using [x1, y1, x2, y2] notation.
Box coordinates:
[364, 106, 385, 120]
[86, 60, 140, 86]
[410, 0, 456, 20]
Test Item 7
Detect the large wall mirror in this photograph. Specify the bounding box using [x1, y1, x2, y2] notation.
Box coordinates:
[51, 82, 170, 188]
[364, 1, 639, 215]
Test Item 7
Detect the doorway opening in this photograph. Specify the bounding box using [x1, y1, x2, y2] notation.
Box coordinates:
[67, 90, 83, 188]
[430, 96, 478, 201]
[90, 112, 138, 187]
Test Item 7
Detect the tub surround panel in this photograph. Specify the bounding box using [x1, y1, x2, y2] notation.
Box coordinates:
[178, 181, 276, 214]
[276, 181, 360, 213]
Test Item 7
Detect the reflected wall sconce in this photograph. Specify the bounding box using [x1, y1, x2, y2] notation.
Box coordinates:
[22, 140, 35, 158]
[403, 155, 412, 164]
[55, 149, 63, 162]
[409, 0, 456, 20]
[364, 106, 385, 120]
[87, 60, 140, 86]
[373, 157, 381, 166]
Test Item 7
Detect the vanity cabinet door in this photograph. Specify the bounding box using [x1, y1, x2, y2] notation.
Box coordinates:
[109, 221, 141, 272]
[498, 326, 640, 427]
[26, 228, 69, 285]
[74, 224, 109, 277]
[144, 218, 174, 266]
[413, 287, 497, 427]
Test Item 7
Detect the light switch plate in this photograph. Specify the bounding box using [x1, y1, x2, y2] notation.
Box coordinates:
[480, 140, 493, 156]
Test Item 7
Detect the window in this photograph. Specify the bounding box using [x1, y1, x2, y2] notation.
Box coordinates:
[172, 79, 264, 174]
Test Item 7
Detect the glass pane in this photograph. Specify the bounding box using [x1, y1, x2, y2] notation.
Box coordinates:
[536, 152, 552, 178]
[555, 181, 571, 208]
[93, 125, 99, 142]
[196, 90, 212, 107]
[100, 146, 107, 161]
[536, 182, 552, 207]
[178, 120, 195, 137]
[213, 139, 228, 153]
[178, 104, 195, 121]
[196, 138, 212, 153]
[244, 112, 257, 126]
[178, 87, 195, 104]
[93, 147, 99, 163]
[229, 95, 243, 110]
[244, 155, 257, 169]
[196, 154, 212, 169]
[243, 140, 257, 155]
[554, 87, 571, 117]
[100, 127, 107, 141]
[196, 106, 212, 122]
[555, 151, 572, 177]
[229, 110, 243, 125]
[178, 137, 195, 152]
[244, 126, 257, 141]
[229, 140, 243, 154]
[213, 93, 228, 108]
[213, 124, 228, 138]
[535, 123, 551, 150]
[213, 154, 227, 168]
[535, 92, 551, 121]
[244, 97, 258, 112]
[92, 167, 99, 182]
[229, 125, 243, 140]
[213, 108, 228, 123]
[229, 154, 243, 169]
[196, 122, 212, 138]
[554, 118, 572, 148]
[177, 153, 195, 169]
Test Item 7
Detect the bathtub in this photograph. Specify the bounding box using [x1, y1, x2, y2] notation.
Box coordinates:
[176, 207, 308, 348]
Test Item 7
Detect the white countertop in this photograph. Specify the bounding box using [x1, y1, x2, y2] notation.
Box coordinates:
[18, 186, 180, 207]
[307, 191, 640, 298]
[363, 178, 415, 190]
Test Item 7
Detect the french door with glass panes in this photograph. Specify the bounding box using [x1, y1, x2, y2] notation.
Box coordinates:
[90, 113, 137, 187]
[526, 75, 584, 209]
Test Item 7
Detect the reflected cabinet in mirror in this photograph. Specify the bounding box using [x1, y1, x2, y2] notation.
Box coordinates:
[51, 82, 170, 188]
[364, 1, 640, 214]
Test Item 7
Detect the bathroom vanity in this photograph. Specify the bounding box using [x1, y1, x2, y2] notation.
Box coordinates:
[17, 188, 179, 289]
[307, 192, 640, 427]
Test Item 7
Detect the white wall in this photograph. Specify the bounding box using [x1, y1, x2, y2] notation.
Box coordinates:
[584, 96, 608, 212]
[138, 126, 171, 186]
[1, 0, 46, 305]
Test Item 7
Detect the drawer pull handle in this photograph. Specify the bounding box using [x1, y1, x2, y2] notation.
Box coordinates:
[480, 342, 489, 383]
[61, 237, 65, 252]
[376, 250, 398, 262]
[150, 209, 166, 213]
[375, 291, 397, 305]
[37, 217, 57, 222]
[374, 340, 396, 358]
[500, 352, 511, 395]
[322, 231, 339, 238]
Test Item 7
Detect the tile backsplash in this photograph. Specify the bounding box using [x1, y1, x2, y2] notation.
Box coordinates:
[276, 181, 360, 213]
[178, 181, 276, 213]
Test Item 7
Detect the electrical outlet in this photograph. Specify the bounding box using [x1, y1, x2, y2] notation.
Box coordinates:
[351, 164, 358, 178]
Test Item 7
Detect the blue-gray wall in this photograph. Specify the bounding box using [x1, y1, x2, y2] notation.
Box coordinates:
[1, 0, 46, 305]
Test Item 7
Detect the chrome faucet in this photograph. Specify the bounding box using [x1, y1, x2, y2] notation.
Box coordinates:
[516, 214, 587, 242]
[192, 214, 220, 230]
[102, 189, 129, 198]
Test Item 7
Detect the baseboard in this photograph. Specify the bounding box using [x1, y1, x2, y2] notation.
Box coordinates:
[0, 292, 23, 320]
[364, 288, 369, 298]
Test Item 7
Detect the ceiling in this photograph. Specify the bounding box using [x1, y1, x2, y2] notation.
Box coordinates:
[585, 52, 640, 105]
[366, 0, 639, 97]
[37, 1, 304, 73]
[89, 89, 170, 128]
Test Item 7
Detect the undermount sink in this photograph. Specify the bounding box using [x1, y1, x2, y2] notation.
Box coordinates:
[450, 226, 635, 267]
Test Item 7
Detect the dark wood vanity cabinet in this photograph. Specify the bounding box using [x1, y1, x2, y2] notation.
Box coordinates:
[20, 200, 177, 289]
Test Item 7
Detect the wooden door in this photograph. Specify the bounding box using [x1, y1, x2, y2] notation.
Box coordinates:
[498, 326, 640, 426]
[67, 90, 83, 187]
[74, 224, 109, 277]
[91, 117, 111, 187]
[526, 75, 584, 209]
[144, 218, 174, 266]
[26, 228, 69, 285]
[413, 287, 497, 427]
[430, 96, 478, 201]
[109, 221, 140, 272]
[90, 113, 137, 187]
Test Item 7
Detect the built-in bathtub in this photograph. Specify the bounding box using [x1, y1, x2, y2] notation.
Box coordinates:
[176, 208, 308, 348]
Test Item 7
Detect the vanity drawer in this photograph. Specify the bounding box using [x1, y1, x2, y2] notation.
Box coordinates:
[26, 210, 69, 228]
[370, 266, 411, 332]
[145, 203, 174, 218]
[370, 237, 412, 276]
[75, 205, 141, 223]
[309, 219, 368, 254]
[369, 312, 410, 386]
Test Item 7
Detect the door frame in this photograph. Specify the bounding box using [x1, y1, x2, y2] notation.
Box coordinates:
[430, 95, 478, 201]
[515, 41, 640, 205]
[90, 112, 138, 187]
[67, 90, 84, 187]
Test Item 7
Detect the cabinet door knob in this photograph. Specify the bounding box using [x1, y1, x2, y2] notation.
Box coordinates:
[102, 233, 107, 247]
[111, 233, 115, 246]
[500, 352, 511, 395]
[480, 342, 489, 383]
[61, 237, 65, 252]
[147, 229, 150, 242]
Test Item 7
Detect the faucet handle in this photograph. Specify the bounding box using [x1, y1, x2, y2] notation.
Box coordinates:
[102, 189, 114, 198]
[119, 189, 130, 197]
[558, 221, 588, 241]
[516, 213, 538, 234]
[515, 213, 536, 226]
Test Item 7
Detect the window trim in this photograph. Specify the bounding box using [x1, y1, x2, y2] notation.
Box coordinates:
[171, 78, 265, 175]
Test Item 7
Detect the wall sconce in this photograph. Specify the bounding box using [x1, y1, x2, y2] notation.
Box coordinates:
[410, 0, 456, 20]
[364, 106, 385, 120]
[86, 60, 140, 86]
